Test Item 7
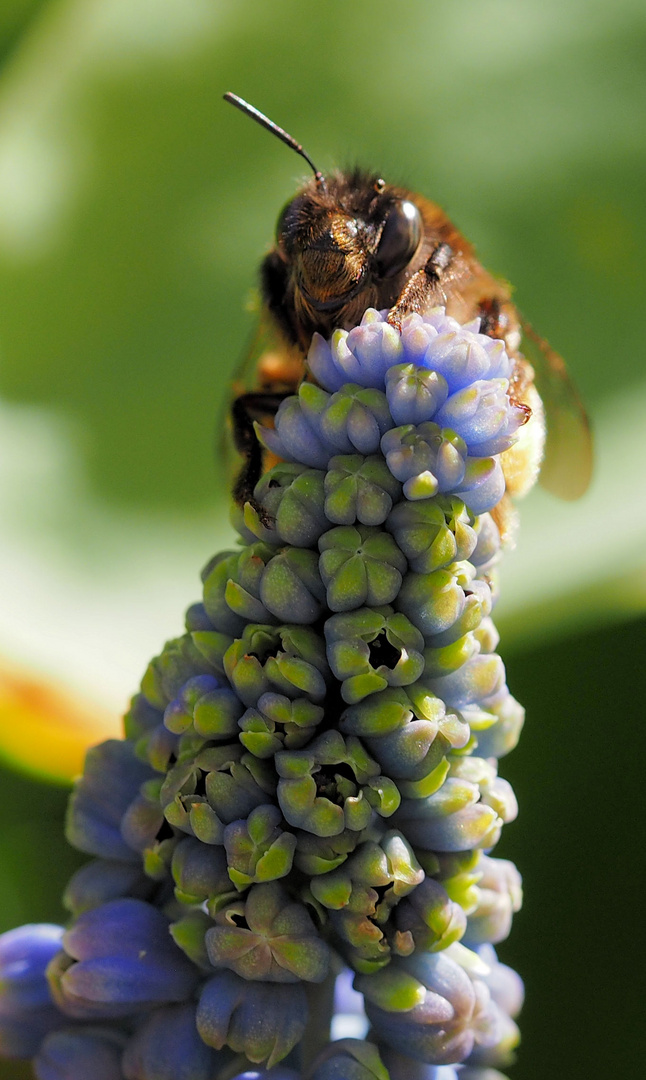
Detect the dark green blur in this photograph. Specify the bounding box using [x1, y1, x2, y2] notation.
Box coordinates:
[0, 2, 644, 1078]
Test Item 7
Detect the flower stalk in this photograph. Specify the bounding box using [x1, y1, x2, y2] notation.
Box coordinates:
[0, 307, 535, 1080]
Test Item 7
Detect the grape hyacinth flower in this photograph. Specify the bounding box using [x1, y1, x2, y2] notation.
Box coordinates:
[0, 307, 539, 1079]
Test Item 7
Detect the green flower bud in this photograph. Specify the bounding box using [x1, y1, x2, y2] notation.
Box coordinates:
[223, 804, 297, 890]
[386, 496, 477, 573]
[395, 877, 467, 952]
[310, 832, 423, 971]
[239, 693, 324, 758]
[311, 1039, 390, 1080]
[206, 881, 330, 982]
[260, 547, 326, 624]
[253, 463, 329, 547]
[474, 690, 525, 759]
[325, 608, 425, 704]
[171, 837, 235, 907]
[324, 454, 401, 526]
[202, 552, 252, 636]
[163, 791, 225, 845]
[319, 524, 407, 612]
[292, 829, 359, 876]
[160, 742, 275, 829]
[392, 773, 503, 853]
[169, 909, 213, 968]
[276, 731, 400, 837]
[141, 634, 219, 711]
[224, 624, 329, 708]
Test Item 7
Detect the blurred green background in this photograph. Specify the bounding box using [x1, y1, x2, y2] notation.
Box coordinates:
[0, 1, 645, 1077]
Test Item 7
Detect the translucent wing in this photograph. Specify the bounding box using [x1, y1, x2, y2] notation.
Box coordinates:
[520, 318, 593, 500]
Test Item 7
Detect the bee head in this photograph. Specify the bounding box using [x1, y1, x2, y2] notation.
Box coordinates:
[270, 171, 423, 343]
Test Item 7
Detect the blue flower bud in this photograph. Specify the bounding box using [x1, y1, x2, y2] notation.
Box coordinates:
[66, 740, 155, 862]
[49, 899, 200, 1019]
[197, 971, 307, 1068]
[381, 424, 467, 500]
[34, 1028, 125, 1080]
[385, 364, 449, 426]
[454, 458, 506, 516]
[418, 322, 512, 392]
[308, 310, 404, 391]
[470, 513, 500, 568]
[257, 390, 334, 469]
[0, 924, 64, 1058]
[122, 1002, 223, 1080]
[434, 380, 524, 457]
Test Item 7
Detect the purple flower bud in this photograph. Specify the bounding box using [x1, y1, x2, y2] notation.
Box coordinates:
[0, 924, 65, 1058]
[197, 971, 307, 1068]
[63, 859, 153, 917]
[122, 1002, 223, 1080]
[361, 949, 496, 1065]
[35, 1028, 126, 1080]
[49, 900, 200, 1019]
[66, 740, 155, 862]
[310, 1038, 391, 1080]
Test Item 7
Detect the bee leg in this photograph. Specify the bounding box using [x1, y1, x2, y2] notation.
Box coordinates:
[231, 391, 291, 525]
[478, 296, 506, 337]
[387, 242, 454, 329]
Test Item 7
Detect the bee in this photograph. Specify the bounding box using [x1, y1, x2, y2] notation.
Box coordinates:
[224, 93, 592, 537]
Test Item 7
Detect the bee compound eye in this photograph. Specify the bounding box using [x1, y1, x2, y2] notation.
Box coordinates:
[375, 199, 422, 278]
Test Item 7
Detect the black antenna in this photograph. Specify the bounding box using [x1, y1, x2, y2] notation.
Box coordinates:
[223, 92, 324, 185]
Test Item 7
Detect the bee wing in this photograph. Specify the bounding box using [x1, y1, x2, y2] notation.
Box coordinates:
[520, 318, 593, 500]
